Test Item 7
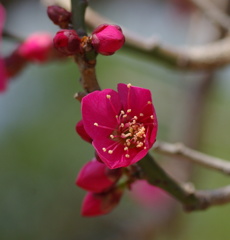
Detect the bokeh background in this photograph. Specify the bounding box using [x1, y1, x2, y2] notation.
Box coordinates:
[1, 0, 230, 239]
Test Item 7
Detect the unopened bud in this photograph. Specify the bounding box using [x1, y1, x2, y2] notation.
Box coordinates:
[81, 188, 123, 217]
[47, 5, 71, 28]
[76, 158, 121, 193]
[53, 30, 81, 55]
[91, 24, 125, 55]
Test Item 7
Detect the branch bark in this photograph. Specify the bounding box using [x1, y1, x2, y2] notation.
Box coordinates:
[153, 141, 230, 175]
[139, 154, 230, 211]
[43, 0, 230, 70]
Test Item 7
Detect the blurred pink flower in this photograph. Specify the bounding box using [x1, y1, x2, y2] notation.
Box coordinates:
[76, 158, 121, 193]
[0, 4, 9, 93]
[130, 180, 174, 210]
[17, 33, 54, 63]
[82, 83, 158, 169]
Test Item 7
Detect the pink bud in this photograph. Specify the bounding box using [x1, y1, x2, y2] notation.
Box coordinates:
[0, 57, 8, 93]
[17, 33, 53, 63]
[91, 24, 125, 55]
[75, 120, 92, 143]
[47, 5, 72, 28]
[53, 30, 81, 56]
[76, 158, 121, 193]
[81, 188, 123, 217]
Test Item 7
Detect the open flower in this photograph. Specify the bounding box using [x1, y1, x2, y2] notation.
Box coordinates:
[82, 83, 158, 169]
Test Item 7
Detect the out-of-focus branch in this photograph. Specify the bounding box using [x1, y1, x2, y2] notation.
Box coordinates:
[154, 141, 230, 175]
[42, 0, 230, 70]
[139, 154, 230, 211]
[189, 0, 230, 32]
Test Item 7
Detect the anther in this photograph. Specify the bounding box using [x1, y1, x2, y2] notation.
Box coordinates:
[108, 150, 113, 154]
[110, 134, 115, 139]
[121, 110, 125, 115]
[140, 113, 144, 117]
[106, 94, 111, 99]
[127, 83, 132, 88]
[147, 101, 152, 104]
[124, 147, 128, 151]
[123, 114, 127, 118]
[127, 109, 132, 113]
[102, 148, 107, 152]
[125, 154, 130, 158]
[134, 116, 138, 120]
[94, 123, 99, 126]
[150, 115, 154, 119]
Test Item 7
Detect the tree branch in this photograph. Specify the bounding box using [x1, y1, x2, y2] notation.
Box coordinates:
[71, 0, 88, 37]
[189, 0, 230, 32]
[153, 141, 230, 175]
[70, 0, 100, 93]
[139, 154, 230, 211]
[43, 0, 230, 70]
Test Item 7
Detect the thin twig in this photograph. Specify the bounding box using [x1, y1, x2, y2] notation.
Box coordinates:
[70, 0, 100, 93]
[43, 0, 230, 70]
[153, 141, 230, 175]
[189, 0, 230, 32]
[71, 0, 88, 37]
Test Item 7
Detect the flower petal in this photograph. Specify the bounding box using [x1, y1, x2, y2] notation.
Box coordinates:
[118, 83, 154, 117]
[82, 89, 122, 140]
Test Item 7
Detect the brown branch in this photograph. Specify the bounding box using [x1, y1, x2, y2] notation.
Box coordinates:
[139, 154, 230, 211]
[43, 0, 230, 70]
[153, 141, 230, 175]
[189, 0, 230, 32]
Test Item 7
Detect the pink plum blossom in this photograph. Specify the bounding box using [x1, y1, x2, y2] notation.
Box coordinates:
[82, 83, 158, 169]
[0, 4, 8, 92]
[76, 158, 121, 193]
[130, 180, 175, 211]
[81, 188, 123, 217]
[17, 33, 54, 63]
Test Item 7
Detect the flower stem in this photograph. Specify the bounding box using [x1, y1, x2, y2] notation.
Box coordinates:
[71, 0, 88, 37]
[138, 154, 206, 211]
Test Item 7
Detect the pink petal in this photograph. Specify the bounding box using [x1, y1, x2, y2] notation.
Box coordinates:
[118, 83, 154, 117]
[130, 180, 174, 210]
[0, 57, 8, 92]
[82, 89, 122, 140]
[75, 120, 92, 143]
[17, 33, 53, 63]
[94, 139, 149, 169]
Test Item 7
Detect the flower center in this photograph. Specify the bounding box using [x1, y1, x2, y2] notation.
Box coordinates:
[108, 109, 149, 158]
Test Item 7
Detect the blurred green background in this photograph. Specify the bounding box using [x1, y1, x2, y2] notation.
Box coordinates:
[1, 0, 230, 239]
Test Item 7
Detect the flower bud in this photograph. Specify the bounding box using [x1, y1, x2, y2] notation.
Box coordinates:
[76, 120, 92, 143]
[81, 188, 123, 217]
[17, 33, 53, 63]
[76, 158, 121, 193]
[47, 5, 72, 29]
[53, 30, 81, 56]
[91, 24, 125, 55]
[0, 57, 8, 93]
